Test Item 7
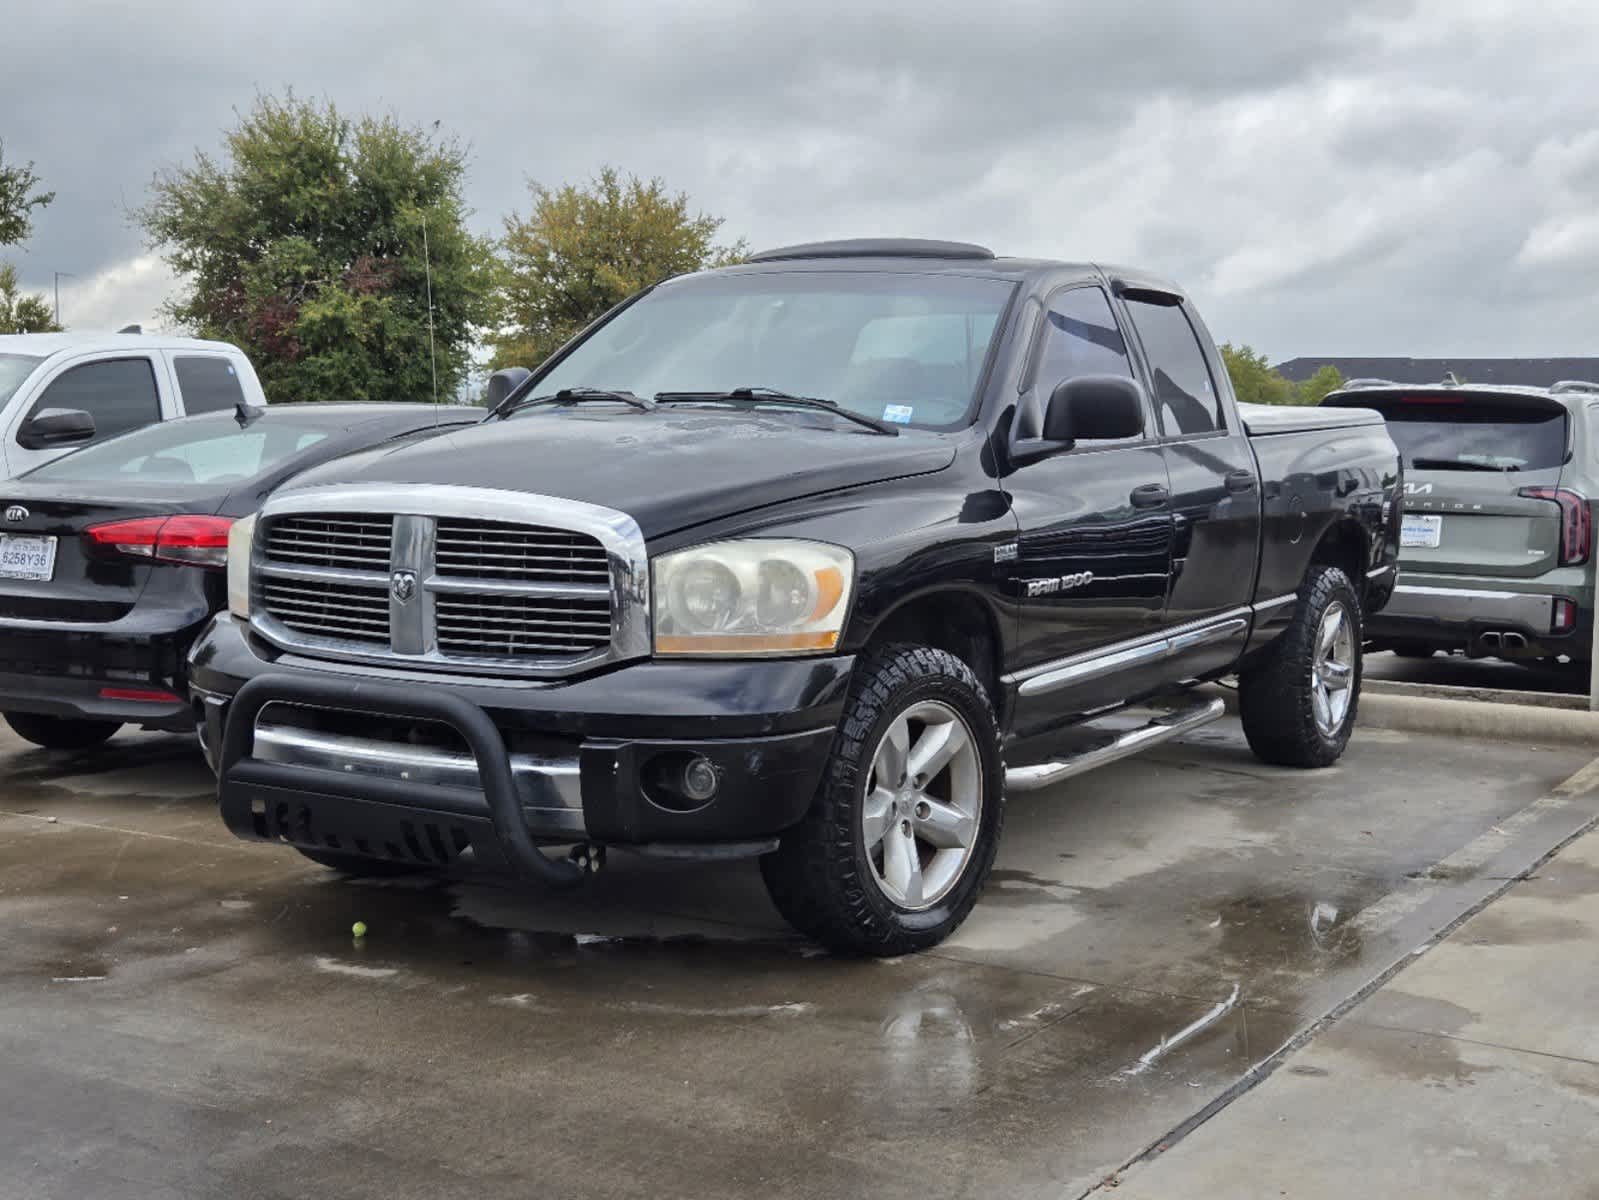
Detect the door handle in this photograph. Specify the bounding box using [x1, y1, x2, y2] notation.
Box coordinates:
[1224, 469, 1257, 494]
[1130, 483, 1170, 509]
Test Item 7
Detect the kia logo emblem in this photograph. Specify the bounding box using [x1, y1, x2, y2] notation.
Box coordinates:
[3, 506, 27, 524]
[390, 570, 416, 604]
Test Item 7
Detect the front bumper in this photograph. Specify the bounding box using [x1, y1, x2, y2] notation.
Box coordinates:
[193, 615, 852, 876]
[1366, 576, 1591, 660]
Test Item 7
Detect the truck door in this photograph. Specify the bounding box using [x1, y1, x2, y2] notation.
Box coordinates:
[1117, 289, 1261, 681]
[4, 354, 171, 477]
[1001, 284, 1175, 739]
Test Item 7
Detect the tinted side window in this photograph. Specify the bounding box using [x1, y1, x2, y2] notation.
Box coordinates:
[28, 358, 161, 444]
[1035, 287, 1134, 387]
[1125, 300, 1222, 436]
[174, 355, 247, 415]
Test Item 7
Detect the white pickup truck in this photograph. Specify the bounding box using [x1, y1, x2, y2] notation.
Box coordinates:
[0, 332, 267, 479]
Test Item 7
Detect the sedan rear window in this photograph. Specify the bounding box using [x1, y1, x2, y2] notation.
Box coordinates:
[1379, 397, 1568, 473]
[23, 415, 329, 486]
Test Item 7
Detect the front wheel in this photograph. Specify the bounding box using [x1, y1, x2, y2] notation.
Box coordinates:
[4, 712, 122, 751]
[1238, 565, 1362, 768]
[760, 645, 1004, 956]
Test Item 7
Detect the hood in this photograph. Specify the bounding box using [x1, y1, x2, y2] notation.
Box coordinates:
[280, 407, 957, 538]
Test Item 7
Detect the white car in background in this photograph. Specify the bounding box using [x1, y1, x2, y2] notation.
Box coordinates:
[0, 331, 268, 479]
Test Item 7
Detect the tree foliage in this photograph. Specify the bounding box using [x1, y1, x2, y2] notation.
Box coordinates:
[138, 94, 498, 403]
[1220, 343, 1344, 406]
[492, 167, 746, 369]
[0, 263, 59, 333]
[0, 141, 54, 249]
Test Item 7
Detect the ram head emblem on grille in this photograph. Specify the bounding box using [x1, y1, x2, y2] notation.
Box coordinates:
[390, 570, 417, 604]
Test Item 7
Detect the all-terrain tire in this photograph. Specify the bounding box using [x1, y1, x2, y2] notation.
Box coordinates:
[4, 712, 122, 751]
[294, 847, 429, 878]
[1238, 565, 1363, 768]
[760, 644, 1004, 957]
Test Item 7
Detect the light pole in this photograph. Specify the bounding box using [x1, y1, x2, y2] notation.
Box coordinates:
[52, 271, 74, 327]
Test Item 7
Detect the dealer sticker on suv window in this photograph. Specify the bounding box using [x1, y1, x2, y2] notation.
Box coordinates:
[882, 405, 914, 424]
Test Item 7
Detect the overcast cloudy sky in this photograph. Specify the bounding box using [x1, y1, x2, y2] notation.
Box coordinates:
[5, 0, 1597, 360]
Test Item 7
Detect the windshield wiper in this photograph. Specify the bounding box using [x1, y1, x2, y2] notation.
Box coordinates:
[1410, 457, 1518, 472]
[498, 386, 655, 417]
[654, 387, 898, 436]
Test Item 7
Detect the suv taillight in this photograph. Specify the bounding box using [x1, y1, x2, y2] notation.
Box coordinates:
[83, 515, 235, 569]
[1518, 487, 1591, 566]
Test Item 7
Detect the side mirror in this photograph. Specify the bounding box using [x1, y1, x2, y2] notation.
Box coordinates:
[17, 408, 96, 451]
[1010, 375, 1147, 466]
[485, 366, 532, 409]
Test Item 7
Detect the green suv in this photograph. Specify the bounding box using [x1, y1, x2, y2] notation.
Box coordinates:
[1323, 379, 1597, 666]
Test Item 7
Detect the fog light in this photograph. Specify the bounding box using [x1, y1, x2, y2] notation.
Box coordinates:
[1554, 597, 1578, 633]
[682, 756, 720, 803]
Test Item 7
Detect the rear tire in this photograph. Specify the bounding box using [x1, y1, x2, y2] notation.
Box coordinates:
[760, 644, 1004, 957]
[294, 847, 428, 878]
[4, 712, 121, 751]
[1239, 565, 1362, 768]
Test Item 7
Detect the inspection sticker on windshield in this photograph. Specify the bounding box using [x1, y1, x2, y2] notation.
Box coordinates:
[882, 405, 914, 424]
[1400, 514, 1442, 549]
[0, 534, 57, 581]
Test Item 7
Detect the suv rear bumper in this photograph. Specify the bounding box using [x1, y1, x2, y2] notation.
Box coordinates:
[1367, 576, 1591, 660]
[192, 615, 851, 877]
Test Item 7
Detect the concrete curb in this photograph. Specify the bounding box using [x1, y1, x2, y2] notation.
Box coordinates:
[1364, 676, 1587, 711]
[1203, 684, 1599, 747]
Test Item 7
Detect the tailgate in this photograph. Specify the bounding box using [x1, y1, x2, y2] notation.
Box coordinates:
[1331, 389, 1573, 579]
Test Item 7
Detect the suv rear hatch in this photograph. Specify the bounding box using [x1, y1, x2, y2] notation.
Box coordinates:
[1325, 388, 1578, 578]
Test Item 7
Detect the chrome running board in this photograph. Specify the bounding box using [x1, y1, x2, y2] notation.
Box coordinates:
[1005, 697, 1226, 793]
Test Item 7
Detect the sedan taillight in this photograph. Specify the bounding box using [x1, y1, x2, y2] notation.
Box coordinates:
[83, 515, 235, 569]
[1518, 487, 1591, 566]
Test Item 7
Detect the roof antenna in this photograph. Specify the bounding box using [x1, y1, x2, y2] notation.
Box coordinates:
[421, 210, 440, 425]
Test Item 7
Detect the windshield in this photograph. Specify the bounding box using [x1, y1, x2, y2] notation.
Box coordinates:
[24, 414, 331, 486]
[1379, 397, 1568, 473]
[526, 270, 1016, 430]
[0, 354, 42, 408]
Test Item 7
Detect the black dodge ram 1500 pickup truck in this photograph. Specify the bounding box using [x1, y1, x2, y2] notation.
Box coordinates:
[191, 239, 1401, 955]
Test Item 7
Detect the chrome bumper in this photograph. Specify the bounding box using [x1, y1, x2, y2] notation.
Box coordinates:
[1380, 584, 1554, 631]
[253, 718, 585, 837]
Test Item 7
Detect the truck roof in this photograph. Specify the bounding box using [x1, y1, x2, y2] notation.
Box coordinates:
[705, 239, 1186, 295]
[0, 331, 247, 359]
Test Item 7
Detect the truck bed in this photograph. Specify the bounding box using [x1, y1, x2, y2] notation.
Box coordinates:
[1238, 401, 1385, 437]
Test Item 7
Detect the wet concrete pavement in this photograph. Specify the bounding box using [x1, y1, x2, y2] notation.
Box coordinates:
[1, 719, 1594, 1199]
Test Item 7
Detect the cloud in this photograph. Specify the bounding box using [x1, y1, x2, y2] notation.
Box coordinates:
[3, 0, 1597, 359]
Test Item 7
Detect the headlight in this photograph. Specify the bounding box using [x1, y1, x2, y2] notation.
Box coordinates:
[226, 513, 257, 619]
[653, 539, 854, 656]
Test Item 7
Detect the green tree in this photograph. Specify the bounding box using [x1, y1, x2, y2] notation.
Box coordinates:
[0, 141, 54, 248]
[0, 263, 59, 333]
[492, 167, 746, 368]
[138, 94, 498, 404]
[1220, 343, 1343, 406]
[1294, 363, 1346, 406]
[0, 141, 59, 331]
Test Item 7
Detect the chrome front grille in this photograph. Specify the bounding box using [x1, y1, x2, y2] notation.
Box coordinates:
[259, 576, 389, 646]
[435, 519, 609, 583]
[264, 516, 392, 571]
[250, 486, 649, 678]
[434, 593, 612, 657]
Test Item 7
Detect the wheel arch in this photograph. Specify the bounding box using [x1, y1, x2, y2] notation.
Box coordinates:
[862, 588, 1006, 714]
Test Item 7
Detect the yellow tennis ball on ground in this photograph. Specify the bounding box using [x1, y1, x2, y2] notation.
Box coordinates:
[352, 921, 367, 938]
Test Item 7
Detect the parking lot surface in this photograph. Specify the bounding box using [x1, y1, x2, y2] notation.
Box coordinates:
[2, 719, 1594, 1199]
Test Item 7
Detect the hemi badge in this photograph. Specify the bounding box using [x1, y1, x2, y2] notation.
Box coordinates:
[993, 542, 1019, 564]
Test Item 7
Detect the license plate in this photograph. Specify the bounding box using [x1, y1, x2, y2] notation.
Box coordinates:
[0, 534, 58, 581]
[1400, 514, 1442, 549]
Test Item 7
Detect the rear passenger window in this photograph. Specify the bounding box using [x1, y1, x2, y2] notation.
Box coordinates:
[174, 355, 247, 415]
[27, 358, 161, 444]
[1124, 299, 1222, 436]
